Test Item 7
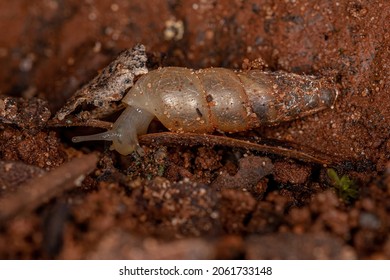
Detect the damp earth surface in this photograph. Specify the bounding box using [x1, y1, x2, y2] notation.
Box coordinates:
[0, 0, 389, 259]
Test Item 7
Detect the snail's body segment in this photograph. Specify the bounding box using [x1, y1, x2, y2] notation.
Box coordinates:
[73, 67, 338, 155]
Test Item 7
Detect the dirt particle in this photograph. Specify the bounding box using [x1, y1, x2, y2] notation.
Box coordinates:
[273, 161, 312, 184]
[212, 156, 273, 195]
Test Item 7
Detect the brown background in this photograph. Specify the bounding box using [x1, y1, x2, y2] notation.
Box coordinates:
[0, 0, 389, 259]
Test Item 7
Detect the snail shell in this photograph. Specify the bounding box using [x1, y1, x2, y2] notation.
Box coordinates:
[73, 67, 338, 155]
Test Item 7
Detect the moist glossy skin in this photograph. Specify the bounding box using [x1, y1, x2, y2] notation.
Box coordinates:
[73, 67, 339, 155]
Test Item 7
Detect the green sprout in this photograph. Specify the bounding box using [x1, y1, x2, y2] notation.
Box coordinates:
[327, 168, 358, 203]
[157, 164, 166, 177]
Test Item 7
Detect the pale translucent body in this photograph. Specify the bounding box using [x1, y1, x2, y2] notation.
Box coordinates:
[73, 67, 338, 155]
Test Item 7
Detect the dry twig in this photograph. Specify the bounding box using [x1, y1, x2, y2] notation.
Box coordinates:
[139, 132, 334, 165]
[0, 154, 98, 223]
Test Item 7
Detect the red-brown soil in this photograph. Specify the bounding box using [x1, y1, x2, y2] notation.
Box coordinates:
[0, 0, 389, 259]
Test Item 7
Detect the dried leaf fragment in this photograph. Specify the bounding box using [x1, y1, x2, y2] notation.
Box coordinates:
[53, 44, 148, 122]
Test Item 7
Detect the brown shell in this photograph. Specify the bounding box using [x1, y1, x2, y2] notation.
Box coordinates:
[123, 67, 338, 133]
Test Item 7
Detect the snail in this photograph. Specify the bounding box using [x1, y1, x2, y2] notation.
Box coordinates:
[72, 67, 338, 155]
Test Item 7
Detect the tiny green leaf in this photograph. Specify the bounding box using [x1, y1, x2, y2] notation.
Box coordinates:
[327, 168, 358, 203]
